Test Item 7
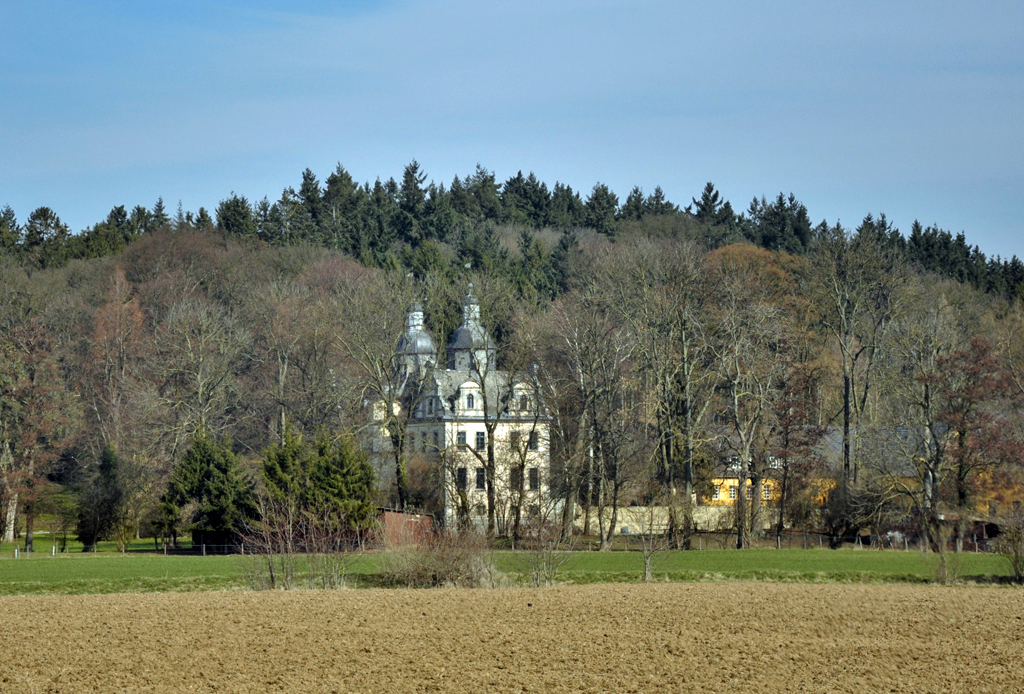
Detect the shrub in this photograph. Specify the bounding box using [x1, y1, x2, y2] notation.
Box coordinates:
[379, 530, 495, 588]
[995, 514, 1024, 583]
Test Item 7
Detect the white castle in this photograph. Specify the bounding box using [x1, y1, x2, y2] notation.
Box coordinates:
[392, 287, 552, 531]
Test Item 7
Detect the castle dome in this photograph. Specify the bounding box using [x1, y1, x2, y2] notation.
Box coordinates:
[446, 285, 496, 371]
[397, 302, 437, 357]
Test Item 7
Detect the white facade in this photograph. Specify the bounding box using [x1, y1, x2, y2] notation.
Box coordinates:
[394, 288, 554, 531]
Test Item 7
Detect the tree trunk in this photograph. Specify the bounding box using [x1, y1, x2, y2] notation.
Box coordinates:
[24, 504, 34, 553]
[843, 372, 852, 485]
[560, 487, 575, 541]
[776, 460, 789, 549]
[735, 474, 747, 550]
[485, 436, 497, 538]
[750, 469, 763, 539]
[3, 493, 17, 544]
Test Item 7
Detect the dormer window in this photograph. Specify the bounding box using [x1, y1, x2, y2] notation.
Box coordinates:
[467, 394, 474, 410]
[519, 394, 528, 411]
[427, 398, 434, 415]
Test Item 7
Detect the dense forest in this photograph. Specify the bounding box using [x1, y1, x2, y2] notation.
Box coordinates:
[3, 163, 1024, 302]
[1, 162, 1023, 553]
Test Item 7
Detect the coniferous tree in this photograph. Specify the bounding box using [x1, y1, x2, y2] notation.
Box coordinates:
[396, 160, 427, 245]
[163, 432, 255, 547]
[584, 183, 619, 236]
[465, 165, 502, 222]
[0, 206, 20, 252]
[322, 164, 362, 251]
[548, 182, 586, 230]
[298, 168, 324, 242]
[194, 207, 214, 231]
[22, 206, 71, 268]
[645, 186, 677, 216]
[150, 197, 170, 230]
[621, 186, 646, 221]
[75, 444, 123, 551]
[216, 193, 257, 237]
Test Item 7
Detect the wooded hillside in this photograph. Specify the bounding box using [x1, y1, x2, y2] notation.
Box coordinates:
[1, 164, 1022, 552]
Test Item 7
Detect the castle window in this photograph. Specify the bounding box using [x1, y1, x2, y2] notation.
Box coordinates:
[427, 398, 434, 415]
[712, 485, 720, 500]
[457, 431, 467, 447]
[529, 467, 540, 491]
[729, 486, 737, 500]
[528, 431, 539, 451]
[475, 431, 486, 451]
[519, 395, 528, 411]
[433, 431, 439, 449]
[467, 394, 474, 410]
[509, 430, 521, 451]
[763, 484, 772, 500]
[746, 486, 753, 500]
[475, 467, 486, 491]
[511, 466, 523, 490]
[456, 467, 467, 492]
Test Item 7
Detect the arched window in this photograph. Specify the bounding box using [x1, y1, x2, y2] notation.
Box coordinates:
[467, 394, 474, 409]
[519, 394, 528, 411]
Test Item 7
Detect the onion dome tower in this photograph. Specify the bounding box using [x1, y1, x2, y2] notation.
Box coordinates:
[446, 284, 496, 372]
[397, 302, 436, 377]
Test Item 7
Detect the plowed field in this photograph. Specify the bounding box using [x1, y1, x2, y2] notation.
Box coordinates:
[1, 583, 1022, 693]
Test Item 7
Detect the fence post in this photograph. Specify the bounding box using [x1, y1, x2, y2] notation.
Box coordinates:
[202, 543, 206, 557]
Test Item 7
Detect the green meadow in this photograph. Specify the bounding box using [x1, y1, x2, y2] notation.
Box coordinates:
[0, 540, 1014, 596]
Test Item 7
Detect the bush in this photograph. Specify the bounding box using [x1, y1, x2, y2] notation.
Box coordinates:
[379, 531, 496, 588]
[995, 514, 1024, 583]
[241, 499, 362, 590]
[511, 517, 577, 587]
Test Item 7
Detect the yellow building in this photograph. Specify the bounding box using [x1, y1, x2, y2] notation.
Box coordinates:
[702, 477, 780, 506]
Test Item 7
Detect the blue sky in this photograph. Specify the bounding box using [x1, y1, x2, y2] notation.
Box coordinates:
[3, 1, 1022, 258]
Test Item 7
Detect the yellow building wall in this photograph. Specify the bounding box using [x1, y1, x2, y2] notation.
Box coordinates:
[702, 478, 780, 506]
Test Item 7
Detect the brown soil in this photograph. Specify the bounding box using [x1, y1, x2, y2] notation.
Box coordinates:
[1, 583, 1022, 693]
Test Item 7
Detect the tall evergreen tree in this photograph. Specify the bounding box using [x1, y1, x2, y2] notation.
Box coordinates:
[150, 197, 170, 230]
[163, 432, 255, 546]
[621, 186, 646, 221]
[22, 206, 70, 268]
[75, 444, 123, 551]
[584, 183, 619, 236]
[216, 193, 257, 237]
[548, 182, 585, 229]
[322, 164, 362, 252]
[0, 206, 20, 252]
[396, 160, 427, 244]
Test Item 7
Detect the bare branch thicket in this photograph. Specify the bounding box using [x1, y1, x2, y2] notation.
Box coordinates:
[601, 239, 719, 549]
[705, 247, 792, 549]
[331, 270, 421, 509]
[623, 482, 669, 582]
[379, 529, 497, 588]
[241, 497, 363, 590]
[809, 224, 908, 487]
[511, 492, 579, 587]
[151, 297, 249, 461]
